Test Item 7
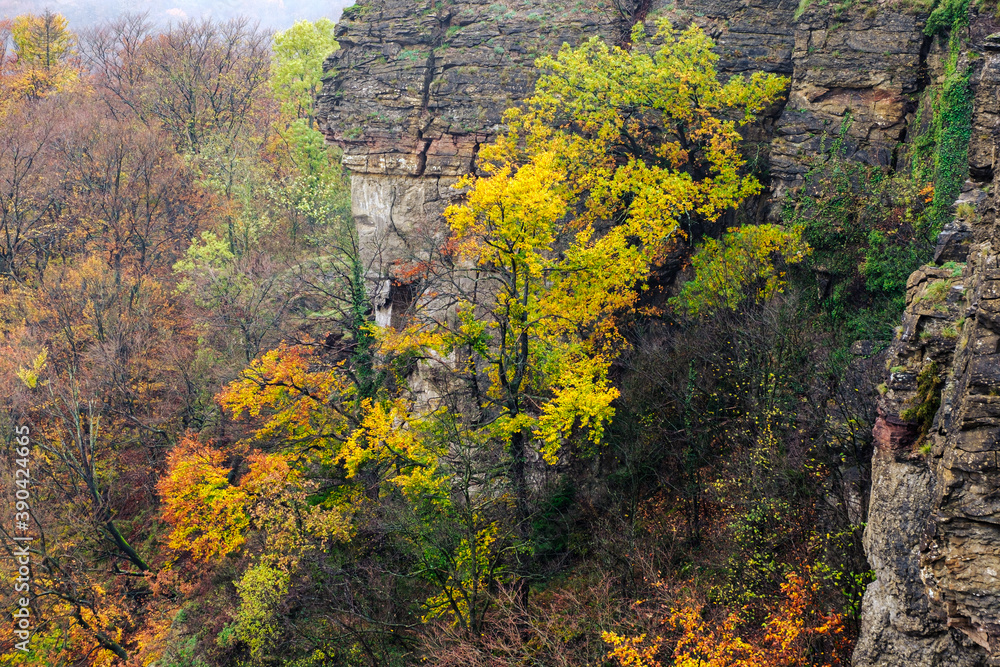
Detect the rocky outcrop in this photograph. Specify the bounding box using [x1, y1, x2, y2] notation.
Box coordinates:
[920, 244, 1000, 658]
[860, 239, 1000, 666]
[857, 448, 986, 666]
[317, 0, 619, 320]
[856, 259, 989, 667]
[317, 0, 936, 280]
[855, 13, 1000, 666]
[319, 0, 618, 179]
[770, 7, 929, 204]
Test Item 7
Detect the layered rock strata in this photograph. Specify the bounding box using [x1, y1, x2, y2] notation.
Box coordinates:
[316, 0, 932, 310]
[317, 0, 621, 321]
[771, 7, 929, 203]
[857, 14, 1000, 665]
[858, 257, 989, 666]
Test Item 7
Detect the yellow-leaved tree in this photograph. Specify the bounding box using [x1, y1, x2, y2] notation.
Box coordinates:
[8, 11, 78, 101]
[383, 18, 787, 622]
[160, 19, 786, 647]
[670, 223, 812, 316]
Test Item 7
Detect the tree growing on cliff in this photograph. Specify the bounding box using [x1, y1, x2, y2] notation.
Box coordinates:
[378, 17, 787, 619]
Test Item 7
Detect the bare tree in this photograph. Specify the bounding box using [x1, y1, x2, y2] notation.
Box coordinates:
[81, 15, 272, 154]
[0, 98, 63, 282]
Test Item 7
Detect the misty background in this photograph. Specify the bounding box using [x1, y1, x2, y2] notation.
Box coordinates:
[0, 0, 355, 30]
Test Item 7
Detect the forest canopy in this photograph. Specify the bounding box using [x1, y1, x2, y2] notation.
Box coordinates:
[0, 6, 945, 667]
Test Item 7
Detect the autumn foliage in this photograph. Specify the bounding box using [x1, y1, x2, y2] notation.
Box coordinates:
[0, 9, 888, 667]
[604, 571, 849, 667]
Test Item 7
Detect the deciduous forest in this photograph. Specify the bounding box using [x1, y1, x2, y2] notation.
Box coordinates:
[0, 3, 973, 666]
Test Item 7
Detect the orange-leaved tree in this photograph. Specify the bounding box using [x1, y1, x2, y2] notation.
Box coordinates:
[603, 570, 849, 667]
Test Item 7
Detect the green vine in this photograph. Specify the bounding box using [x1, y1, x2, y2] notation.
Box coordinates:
[924, 0, 970, 36]
[928, 30, 974, 229]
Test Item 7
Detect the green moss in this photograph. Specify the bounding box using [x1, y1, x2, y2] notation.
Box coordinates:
[976, 0, 1000, 18]
[900, 361, 944, 442]
[340, 2, 374, 20]
[920, 279, 950, 303]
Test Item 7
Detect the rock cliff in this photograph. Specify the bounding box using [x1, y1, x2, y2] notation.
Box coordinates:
[315, 0, 930, 304]
[857, 11, 1000, 665]
[316, 1, 1000, 663]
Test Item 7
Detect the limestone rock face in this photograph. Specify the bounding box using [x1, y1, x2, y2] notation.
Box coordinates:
[317, 0, 617, 179]
[317, 0, 933, 257]
[316, 0, 619, 293]
[855, 258, 989, 667]
[856, 450, 986, 667]
[769, 8, 928, 202]
[917, 244, 1000, 659]
[968, 15, 1000, 182]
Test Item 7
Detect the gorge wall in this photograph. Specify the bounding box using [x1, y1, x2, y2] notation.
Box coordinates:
[316, 0, 1000, 663]
[862, 13, 1000, 664]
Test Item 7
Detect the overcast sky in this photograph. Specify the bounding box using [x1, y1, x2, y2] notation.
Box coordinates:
[0, 0, 355, 31]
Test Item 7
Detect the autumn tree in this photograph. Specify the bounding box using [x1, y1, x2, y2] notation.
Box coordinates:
[161, 22, 787, 658]
[140, 17, 272, 154]
[56, 101, 202, 274]
[0, 16, 231, 665]
[603, 570, 849, 667]
[671, 223, 811, 316]
[0, 345, 156, 664]
[380, 18, 787, 609]
[0, 97, 62, 282]
[12, 12, 74, 69]
[8, 11, 78, 99]
[81, 14, 272, 155]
